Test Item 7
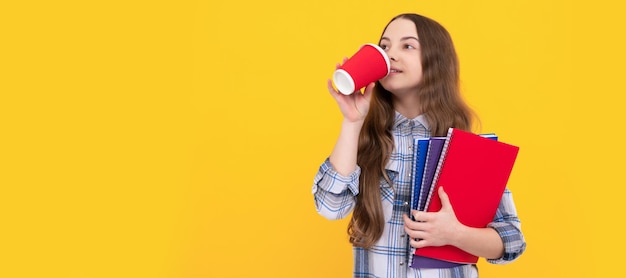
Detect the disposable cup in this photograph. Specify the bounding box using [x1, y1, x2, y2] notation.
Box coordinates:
[333, 43, 390, 95]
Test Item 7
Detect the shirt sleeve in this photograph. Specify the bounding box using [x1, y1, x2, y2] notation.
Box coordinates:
[486, 188, 527, 264]
[312, 158, 360, 220]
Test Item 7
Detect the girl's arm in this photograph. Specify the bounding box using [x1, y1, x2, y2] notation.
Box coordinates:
[447, 222, 504, 260]
[311, 79, 375, 220]
[329, 119, 364, 175]
[485, 189, 526, 263]
[325, 78, 374, 175]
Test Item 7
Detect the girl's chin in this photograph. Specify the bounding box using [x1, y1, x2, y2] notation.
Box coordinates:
[381, 85, 420, 96]
[380, 83, 404, 92]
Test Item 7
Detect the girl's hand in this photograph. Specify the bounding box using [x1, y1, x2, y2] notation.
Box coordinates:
[327, 58, 375, 123]
[403, 187, 466, 248]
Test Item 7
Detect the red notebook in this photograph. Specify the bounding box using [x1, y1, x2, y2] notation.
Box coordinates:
[413, 128, 519, 264]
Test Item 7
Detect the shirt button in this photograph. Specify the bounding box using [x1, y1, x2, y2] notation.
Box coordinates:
[401, 234, 405, 238]
[400, 262, 404, 266]
[404, 202, 409, 206]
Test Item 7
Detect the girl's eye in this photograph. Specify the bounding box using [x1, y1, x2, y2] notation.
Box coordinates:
[404, 44, 415, 49]
[379, 44, 389, 50]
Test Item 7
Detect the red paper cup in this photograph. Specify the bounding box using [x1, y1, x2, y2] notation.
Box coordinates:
[333, 43, 390, 95]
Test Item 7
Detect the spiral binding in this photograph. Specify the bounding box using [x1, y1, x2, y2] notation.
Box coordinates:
[423, 127, 455, 211]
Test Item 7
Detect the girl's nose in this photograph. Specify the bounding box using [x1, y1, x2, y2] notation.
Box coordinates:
[387, 47, 398, 62]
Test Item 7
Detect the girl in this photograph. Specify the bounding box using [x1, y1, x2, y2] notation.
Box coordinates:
[312, 13, 526, 278]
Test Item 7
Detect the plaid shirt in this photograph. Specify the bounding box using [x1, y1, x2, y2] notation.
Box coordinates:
[312, 112, 526, 278]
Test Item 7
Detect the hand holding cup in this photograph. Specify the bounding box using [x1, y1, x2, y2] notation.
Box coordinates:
[327, 58, 376, 123]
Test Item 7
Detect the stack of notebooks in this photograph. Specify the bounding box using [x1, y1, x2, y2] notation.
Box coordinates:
[409, 127, 520, 266]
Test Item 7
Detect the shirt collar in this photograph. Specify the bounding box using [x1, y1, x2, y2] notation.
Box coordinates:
[393, 111, 430, 130]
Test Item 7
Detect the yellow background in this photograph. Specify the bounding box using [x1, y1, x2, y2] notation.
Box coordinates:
[2, 0, 625, 277]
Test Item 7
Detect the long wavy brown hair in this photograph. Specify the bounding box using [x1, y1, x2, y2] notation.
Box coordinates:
[347, 13, 477, 248]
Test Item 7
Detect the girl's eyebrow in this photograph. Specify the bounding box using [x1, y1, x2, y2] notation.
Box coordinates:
[380, 36, 419, 42]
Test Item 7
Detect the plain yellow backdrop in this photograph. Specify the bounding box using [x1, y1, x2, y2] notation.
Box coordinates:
[2, 0, 625, 277]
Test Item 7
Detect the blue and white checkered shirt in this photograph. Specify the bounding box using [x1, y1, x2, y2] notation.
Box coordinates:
[312, 112, 526, 278]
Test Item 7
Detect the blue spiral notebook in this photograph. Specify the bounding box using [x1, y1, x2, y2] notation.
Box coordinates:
[409, 138, 429, 214]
